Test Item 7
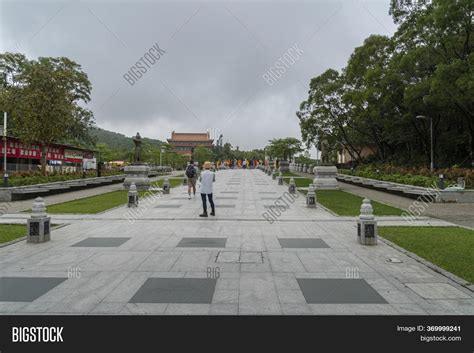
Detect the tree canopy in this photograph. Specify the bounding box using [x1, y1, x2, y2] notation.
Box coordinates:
[297, 0, 474, 169]
[0, 53, 94, 174]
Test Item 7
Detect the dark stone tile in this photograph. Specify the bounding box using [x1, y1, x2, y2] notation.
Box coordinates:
[154, 205, 182, 208]
[129, 278, 217, 304]
[297, 279, 388, 304]
[259, 192, 277, 194]
[216, 197, 238, 200]
[71, 237, 130, 247]
[220, 191, 238, 194]
[215, 205, 236, 208]
[0, 277, 67, 302]
[177, 237, 227, 248]
[278, 238, 329, 248]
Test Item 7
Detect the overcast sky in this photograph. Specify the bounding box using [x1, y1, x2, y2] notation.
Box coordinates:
[0, 0, 397, 155]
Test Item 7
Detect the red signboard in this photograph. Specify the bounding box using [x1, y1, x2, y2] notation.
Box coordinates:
[0, 137, 89, 164]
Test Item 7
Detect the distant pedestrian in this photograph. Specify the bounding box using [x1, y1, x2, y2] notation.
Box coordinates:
[186, 160, 197, 199]
[199, 161, 215, 217]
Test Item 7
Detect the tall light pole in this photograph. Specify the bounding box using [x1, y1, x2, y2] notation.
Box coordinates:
[160, 146, 165, 167]
[3, 112, 8, 187]
[416, 115, 434, 172]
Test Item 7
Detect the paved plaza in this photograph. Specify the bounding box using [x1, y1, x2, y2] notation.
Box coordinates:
[0, 169, 472, 315]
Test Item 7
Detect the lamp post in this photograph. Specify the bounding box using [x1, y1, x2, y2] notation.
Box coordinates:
[416, 115, 434, 172]
[3, 112, 8, 187]
[160, 146, 165, 167]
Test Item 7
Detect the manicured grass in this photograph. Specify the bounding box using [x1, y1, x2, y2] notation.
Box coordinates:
[0, 224, 26, 244]
[282, 171, 299, 177]
[317, 190, 403, 216]
[46, 176, 182, 214]
[379, 226, 474, 283]
[47, 190, 128, 214]
[283, 175, 402, 216]
[152, 177, 184, 188]
[282, 176, 312, 188]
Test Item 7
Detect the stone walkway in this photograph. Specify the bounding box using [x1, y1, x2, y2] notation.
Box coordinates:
[0, 169, 472, 315]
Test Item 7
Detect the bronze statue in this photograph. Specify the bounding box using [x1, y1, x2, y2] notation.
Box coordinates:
[133, 132, 142, 163]
[320, 135, 331, 165]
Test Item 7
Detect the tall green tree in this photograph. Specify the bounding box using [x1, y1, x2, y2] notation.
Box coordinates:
[266, 137, 303, 160]
[0, 53, 94, 174]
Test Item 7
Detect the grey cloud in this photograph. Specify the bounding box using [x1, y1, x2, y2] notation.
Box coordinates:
[0, 0, 397, 153]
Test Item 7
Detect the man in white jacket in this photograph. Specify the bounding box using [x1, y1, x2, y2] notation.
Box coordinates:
[199, 161, 216, 217]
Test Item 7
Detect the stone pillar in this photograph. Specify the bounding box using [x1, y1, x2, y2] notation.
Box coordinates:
[306, 183, 317, 208]
[123, 164, 151, 191]
[313, 165, 339, 190]
[278, 171, 283, 185]
[27, 197, 51, 243]
[357, 198, 377, 245]
[303, 164, 307, 173]
[288, 177, 296, 194]
[279, 160, 289, 172]
[272, 169, 276, 180]
[162, 177, 170, 194]
[182, 176, 188, 186]
[128, 182, 138, 208]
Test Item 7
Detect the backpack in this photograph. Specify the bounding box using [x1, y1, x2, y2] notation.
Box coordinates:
[186, 164, 196, 178]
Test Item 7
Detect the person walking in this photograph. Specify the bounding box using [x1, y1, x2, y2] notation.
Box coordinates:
[185, 160, 198, 199]
[199, 161, 215, 217]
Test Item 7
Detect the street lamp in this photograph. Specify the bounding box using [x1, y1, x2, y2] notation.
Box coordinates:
[416, 115, 434, 172]
[2, 112, 8, 187]
[160, 146, 165, 167]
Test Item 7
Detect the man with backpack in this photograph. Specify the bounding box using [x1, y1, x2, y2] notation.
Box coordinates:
[186, 160, 197, 199]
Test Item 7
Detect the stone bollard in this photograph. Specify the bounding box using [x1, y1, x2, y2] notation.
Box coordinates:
[267, 167, 272, 176]
[182, 176, 188, 186]
[288, 177, 296, 194]
[278, 171, 283, 185]
[27, 197, 51, 243]
[303, 164, 307, 173]
[128, 182, 138, 208]
[306, 183, 317, 208]
[357, 198, 377, 245]
[272, 169, 276, 180]
[163, 177, 170, 194]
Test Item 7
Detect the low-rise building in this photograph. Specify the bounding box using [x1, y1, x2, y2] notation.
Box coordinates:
[0, 136, 95, 173]
[167, 131, 214, 157]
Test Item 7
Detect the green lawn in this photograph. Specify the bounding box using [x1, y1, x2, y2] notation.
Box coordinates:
[47, 190, 128, 214]
[379, 226, 474, 283]
[0, 224, 26, 244]
[282, 176, 312, 188]
[317, 190, 403, 216]
[152, 177, 184, 188]
[283, 175, 402, 216]
[46, 176, 182, 214]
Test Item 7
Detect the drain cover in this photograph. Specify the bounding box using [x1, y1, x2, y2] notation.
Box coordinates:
[387, 257, 403, 263]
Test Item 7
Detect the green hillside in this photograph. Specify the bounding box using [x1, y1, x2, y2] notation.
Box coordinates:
[90, 127, 164, 150]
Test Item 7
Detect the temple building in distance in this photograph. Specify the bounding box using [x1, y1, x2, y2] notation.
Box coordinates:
[167, 131, 214, 157]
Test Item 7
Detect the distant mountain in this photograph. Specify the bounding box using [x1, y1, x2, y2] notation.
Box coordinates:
[90, 127, 164, 150]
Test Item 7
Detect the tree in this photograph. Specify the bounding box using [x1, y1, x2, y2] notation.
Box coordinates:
[0, 53, 94, 174]
[297, 0, 474, 168]
[266, 137, 303, 160]
[192, 145, 213, 167]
